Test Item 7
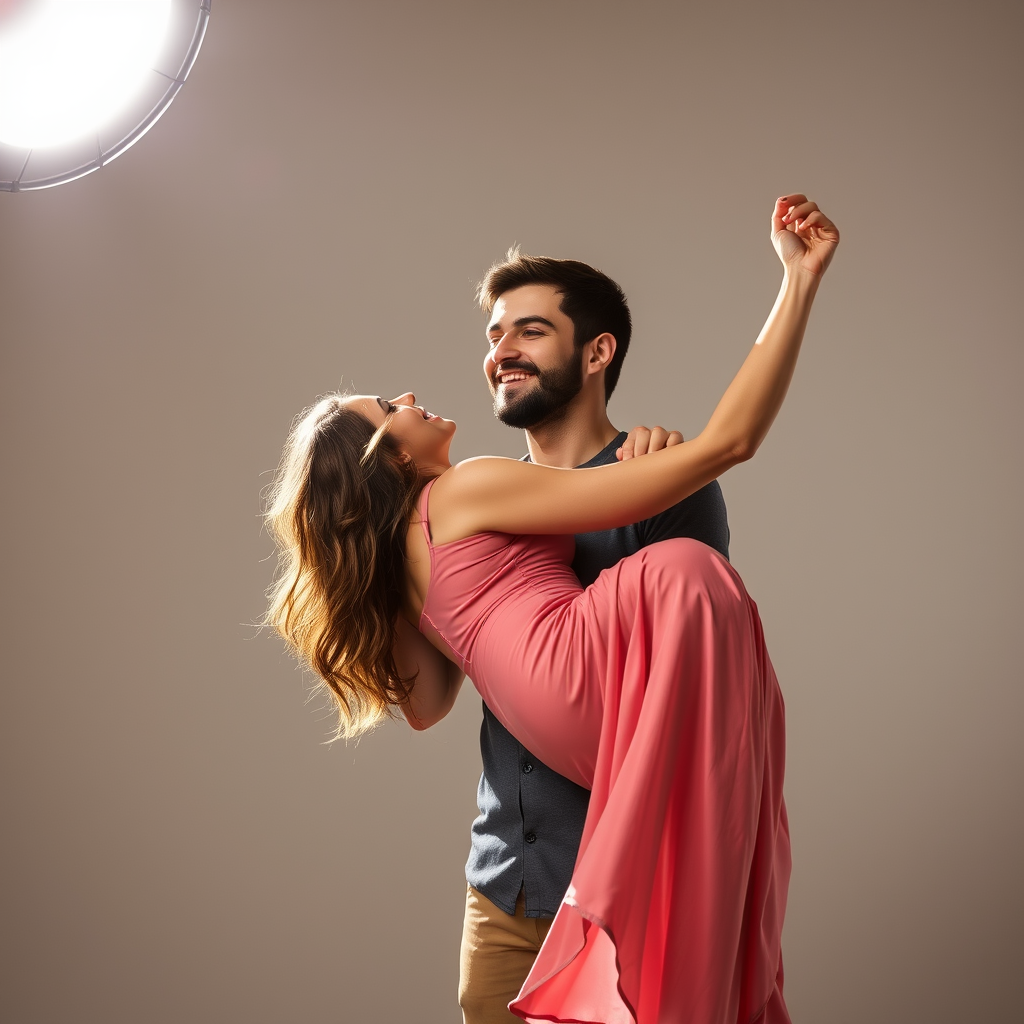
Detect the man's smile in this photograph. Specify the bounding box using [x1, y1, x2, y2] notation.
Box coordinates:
[494, 365, 538, 388]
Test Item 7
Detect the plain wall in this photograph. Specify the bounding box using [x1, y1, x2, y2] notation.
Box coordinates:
[1, 1, 1021, 1021]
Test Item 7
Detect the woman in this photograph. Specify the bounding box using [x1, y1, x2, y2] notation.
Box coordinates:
[266, 196, 838, 1024]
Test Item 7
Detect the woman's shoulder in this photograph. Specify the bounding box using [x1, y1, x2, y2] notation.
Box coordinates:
[426, 458, 530, 545]
[435, 455, 531, 493]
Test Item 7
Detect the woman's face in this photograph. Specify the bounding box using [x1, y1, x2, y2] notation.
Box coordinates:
[348, 393, 456, 471]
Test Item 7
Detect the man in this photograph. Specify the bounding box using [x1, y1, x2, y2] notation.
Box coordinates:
[459, 250, 731, 1023]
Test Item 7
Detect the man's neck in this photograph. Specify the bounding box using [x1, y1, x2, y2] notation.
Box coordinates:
[525, 406, 621, 469]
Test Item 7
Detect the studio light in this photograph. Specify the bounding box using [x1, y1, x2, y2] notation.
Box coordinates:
[0, 0, 211, 191]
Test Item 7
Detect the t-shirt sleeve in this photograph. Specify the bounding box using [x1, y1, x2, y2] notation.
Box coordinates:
[636, 479, 731, 560]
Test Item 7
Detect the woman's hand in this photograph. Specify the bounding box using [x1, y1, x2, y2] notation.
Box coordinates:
[772, 194, 839, 279]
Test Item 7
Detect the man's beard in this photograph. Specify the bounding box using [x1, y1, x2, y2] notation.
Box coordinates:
[492, 354, 584, 430]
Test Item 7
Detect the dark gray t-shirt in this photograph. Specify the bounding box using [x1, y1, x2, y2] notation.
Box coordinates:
[465, 432, 731, 916]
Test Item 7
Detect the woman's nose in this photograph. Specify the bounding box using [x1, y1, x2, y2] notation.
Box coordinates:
[390, 393, 416, 407]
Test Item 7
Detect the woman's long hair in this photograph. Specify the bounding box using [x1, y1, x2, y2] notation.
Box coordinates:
[264, 394, 424, 738]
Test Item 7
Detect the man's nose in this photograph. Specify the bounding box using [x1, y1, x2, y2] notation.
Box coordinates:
[488, 334, 521, 371]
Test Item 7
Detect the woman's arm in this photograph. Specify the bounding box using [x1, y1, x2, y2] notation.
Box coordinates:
[394, 615, 465, 730]
[432, 196, 838, 541]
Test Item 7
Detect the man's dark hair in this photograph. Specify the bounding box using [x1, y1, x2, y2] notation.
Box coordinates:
[477, 248, 632, 401]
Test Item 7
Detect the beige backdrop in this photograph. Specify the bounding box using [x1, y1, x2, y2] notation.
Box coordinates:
[1, 1, 1021, 1021]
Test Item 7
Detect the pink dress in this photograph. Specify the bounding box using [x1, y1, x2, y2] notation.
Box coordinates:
[416, 479, 792, 1024]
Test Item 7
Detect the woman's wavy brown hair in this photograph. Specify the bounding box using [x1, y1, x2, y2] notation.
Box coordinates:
[264, 394, 425, 739]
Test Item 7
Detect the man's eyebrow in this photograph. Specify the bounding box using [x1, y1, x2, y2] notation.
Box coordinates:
[486, 315, 557, 334]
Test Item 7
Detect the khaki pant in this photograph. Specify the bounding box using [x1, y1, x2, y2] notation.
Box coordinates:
[458, 886, 553, 1024]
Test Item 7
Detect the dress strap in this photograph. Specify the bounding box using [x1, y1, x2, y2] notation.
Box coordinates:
[416, 476, 438, 546]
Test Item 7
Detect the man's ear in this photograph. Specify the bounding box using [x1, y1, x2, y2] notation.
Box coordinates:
[585, 333, 617, 377]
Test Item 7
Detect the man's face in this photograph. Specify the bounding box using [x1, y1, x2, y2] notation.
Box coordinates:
[483, 284, 583, 429]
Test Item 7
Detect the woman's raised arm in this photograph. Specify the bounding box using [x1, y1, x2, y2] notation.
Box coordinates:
[430, 196, 839, 543]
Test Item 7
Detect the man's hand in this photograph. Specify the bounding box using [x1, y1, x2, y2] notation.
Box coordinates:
[616, 425, 684, 461]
